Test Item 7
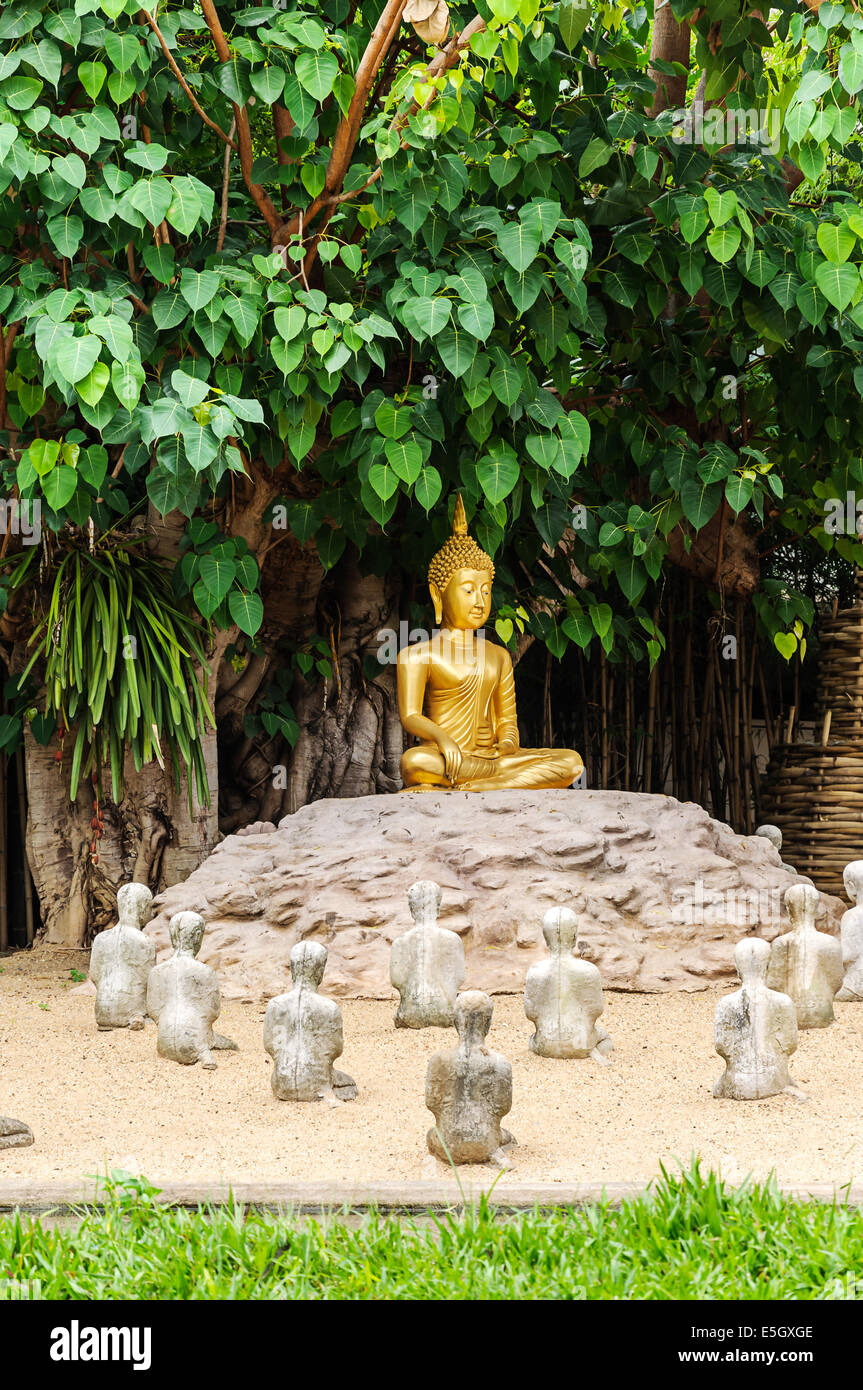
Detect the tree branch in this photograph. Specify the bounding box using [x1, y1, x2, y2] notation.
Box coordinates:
[0, 321, 20, 431]
[648, 0, 691, 116]
[198, 0, 283, 237]
[141, 8, 236, 148]
[326, 0, 408, 191]
[296, 13, 486, 269]
[276, 0, 409, 246]
[217, 116, 237, 253]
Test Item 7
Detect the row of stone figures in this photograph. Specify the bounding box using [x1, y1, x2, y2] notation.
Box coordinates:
[392, 880, 613, 1059]
[81, 881, 612, 1165]
[7, 855, 863, 1162]
[714, 871, 863, 1102]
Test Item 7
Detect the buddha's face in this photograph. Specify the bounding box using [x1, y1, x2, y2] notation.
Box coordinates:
[434, 567, 492, 630]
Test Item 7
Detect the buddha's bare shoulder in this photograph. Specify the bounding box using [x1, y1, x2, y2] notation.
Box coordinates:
[397, 640, 432, 668]
[483, 639, 512, 672]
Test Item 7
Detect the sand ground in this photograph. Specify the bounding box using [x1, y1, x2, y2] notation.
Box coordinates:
[1, 945, 862, 1189]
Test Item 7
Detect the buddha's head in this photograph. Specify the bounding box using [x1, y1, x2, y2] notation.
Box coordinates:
[169, 910, 205, 957]
[427, 495, 494, 630]
[117, 882, 153, 931]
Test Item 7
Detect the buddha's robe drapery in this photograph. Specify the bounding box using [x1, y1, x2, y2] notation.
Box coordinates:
[400, 636, 583, 791]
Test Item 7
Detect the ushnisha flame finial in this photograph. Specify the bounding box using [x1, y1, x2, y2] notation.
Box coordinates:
[427, 494, 495, 595]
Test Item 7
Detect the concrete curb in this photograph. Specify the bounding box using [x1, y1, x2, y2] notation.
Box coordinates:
[1, 1179, 863, 1214]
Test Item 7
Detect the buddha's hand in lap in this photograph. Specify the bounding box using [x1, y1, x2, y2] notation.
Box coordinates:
[436, 734, 463, 784]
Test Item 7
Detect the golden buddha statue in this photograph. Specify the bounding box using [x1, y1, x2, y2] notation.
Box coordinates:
[398, 496, 584, 791]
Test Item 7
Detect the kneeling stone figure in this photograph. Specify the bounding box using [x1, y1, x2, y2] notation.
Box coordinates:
[766, 882, 842, 1028]
[837, 860, 863, 1002]
[263, 941, 357, 1104]
[89, 882, 155, 1030]
[390, 879, 465, 1029]
[0, 1115, 33, 1150]
[714, 938, 803, 1100]
[146, 911, 237, 1068]
[425, 991, 515, 1167]
[524, 905, 612, 1061]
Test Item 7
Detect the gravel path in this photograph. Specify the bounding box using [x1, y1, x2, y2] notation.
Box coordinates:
[2, 946, 862, 1188]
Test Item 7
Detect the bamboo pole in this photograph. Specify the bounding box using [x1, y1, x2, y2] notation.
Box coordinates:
[0, 751, 7, 951]
[624, 657, 632, 791]
[578, 650, 590, 786]
[16, 747, 33, 946]
[600, 647, 609, 789]
[682, 579, 694, 800]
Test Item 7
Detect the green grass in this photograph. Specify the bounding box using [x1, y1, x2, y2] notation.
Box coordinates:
[1, 1160, 861, 1300]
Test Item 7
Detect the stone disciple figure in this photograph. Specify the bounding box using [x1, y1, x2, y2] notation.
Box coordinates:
[837, 860, 863, 1001]
[0, 1115, 33, 1150]
[524, 905, 613, 1061]
[425, 990, 515, 1167]
[263, 940, 357, 1104]
[390, 880, 465, 1028]
[754, 823, 797, 875]
[146, 911, 237, 1068]
[398, 494, 583, 790]
[714, 938, 803, 1100]
[89, 882, 155, 1030]
[766, 882, 843, 1028]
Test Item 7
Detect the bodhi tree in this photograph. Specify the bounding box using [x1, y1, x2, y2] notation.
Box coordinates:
[0, 0, 862, 945]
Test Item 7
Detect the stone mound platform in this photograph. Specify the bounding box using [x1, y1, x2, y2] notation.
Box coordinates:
[145, 790, 844, 1001]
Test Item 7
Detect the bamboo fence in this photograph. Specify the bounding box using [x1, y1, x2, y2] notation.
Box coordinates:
[761, 573, 863, 895]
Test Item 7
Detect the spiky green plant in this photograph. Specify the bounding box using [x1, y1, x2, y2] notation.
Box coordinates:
[13, 538, 214, 809]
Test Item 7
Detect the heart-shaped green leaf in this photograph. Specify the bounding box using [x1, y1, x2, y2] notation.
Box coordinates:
[815, 259, 859, 310]
[414, 466, 442, 513]
[55, 334, 102, 385]
[817, 221, 856, 264]
[41, 465, 77, 511]
[774, 631, 798, 661]
[295, 50, 338, 102]
[704, 188, 738, 227]
[199, 552, 237, 600]
[228, 589, 264, 637]
[76, 361, 110, 406]
[477, 448, 519, 504]
[496, 220, 542, 273]
[384, 436, 423, 485]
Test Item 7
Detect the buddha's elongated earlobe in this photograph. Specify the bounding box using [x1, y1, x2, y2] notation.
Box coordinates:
[429, 581, 443, 626]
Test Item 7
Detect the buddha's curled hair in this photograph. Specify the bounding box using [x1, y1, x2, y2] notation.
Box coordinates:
[427, 494, 495, 592]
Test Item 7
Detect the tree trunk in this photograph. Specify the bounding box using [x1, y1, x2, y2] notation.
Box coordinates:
[22, 722, 219, 947]
[287, 554, 403, 809]
[218, 546, 403, 824]
[649, 0, 691, 116]
[13, 469, 405, 942]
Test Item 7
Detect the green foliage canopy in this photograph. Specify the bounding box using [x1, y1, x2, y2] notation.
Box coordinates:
[1, 0, 863, 703]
